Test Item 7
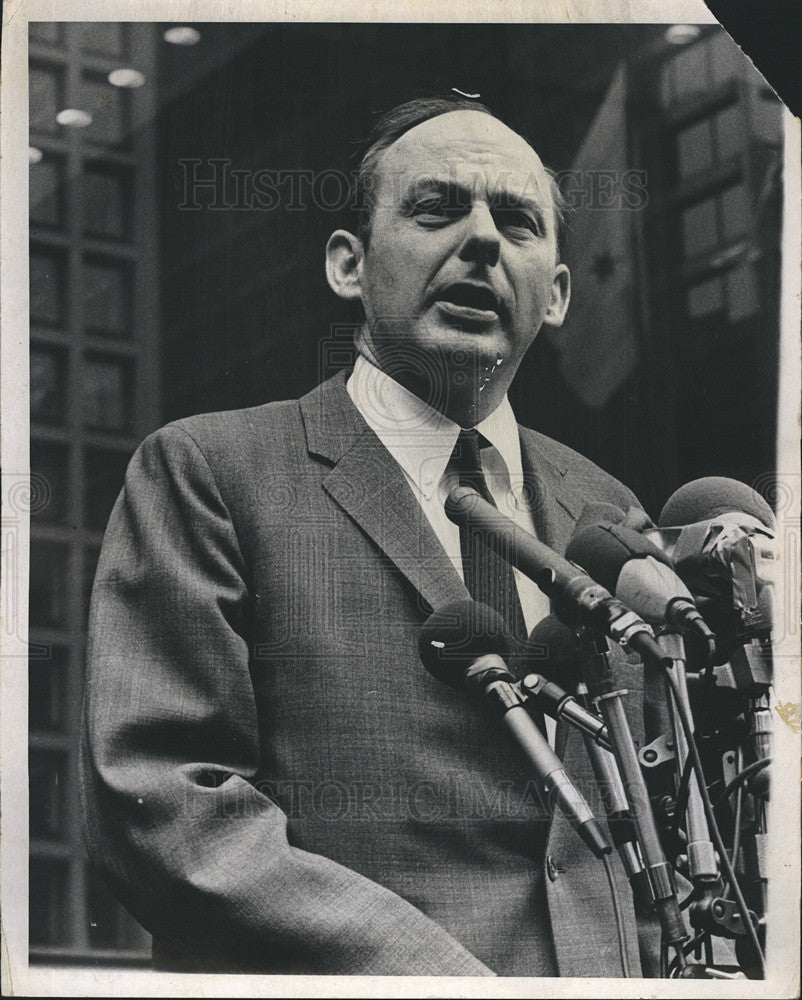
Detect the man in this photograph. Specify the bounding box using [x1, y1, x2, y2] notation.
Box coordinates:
[81, 96, 657, 977]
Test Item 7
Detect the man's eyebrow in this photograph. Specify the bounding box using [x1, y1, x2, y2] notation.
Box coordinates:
[399, 177, 473, 211]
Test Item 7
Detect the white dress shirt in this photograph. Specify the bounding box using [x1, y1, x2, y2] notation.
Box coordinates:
[346, 353, 552, 643]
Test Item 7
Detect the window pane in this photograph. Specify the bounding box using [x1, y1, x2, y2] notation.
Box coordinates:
[727, 262, 759, 323]
[83, 257, 131, 337]
[30, 247, 65, 326]
[85, 449, 130, 530]
[29, 645, 68, 731]
[676, 118, 713, 179]
[79, 74, 127, 146]
[680, 197, 718, 259]
[30, 441, 69, 525]
[29, 859, 68, 945]
[707, 29, 744, 85]
[82, 165, 132, 240]
[687, 277, 724, 319]
[29, 65, 61, 134]
[719, 183, 752, 243]
[31, 346, 66, 424]
[29, 748, 66, 839]
[30, 22, 62, 45]
[670, 42, 709, 102]
[79, 22, 126, 56]
[30, 155, 64, 229]
[83, 357, 132, 432]
[29, 541, 69, 628]
[714, 104, 747, 161]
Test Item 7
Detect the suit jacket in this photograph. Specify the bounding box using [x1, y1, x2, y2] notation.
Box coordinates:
[80, 370, 660, 977]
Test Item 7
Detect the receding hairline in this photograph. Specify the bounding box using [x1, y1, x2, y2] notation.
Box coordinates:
[355, 103, 566, 254]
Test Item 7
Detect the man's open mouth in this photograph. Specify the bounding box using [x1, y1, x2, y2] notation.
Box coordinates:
[436, 283, 501, 315]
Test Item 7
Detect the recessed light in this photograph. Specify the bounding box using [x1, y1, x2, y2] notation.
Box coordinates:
[108, 68, 146, 88]
[56, 108, 92, 127]
[163, 26, 201, 46]
[665, 24, 702, 46]
[29, 146, 44, 164]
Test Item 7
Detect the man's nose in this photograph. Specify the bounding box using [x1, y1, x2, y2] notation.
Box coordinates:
[457, 203, 501, 268]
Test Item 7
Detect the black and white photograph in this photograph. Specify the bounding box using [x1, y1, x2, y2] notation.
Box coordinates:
[1, 1, 800, 995]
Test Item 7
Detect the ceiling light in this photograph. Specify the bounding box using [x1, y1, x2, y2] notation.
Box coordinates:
[29, 146, 44, 164]
[665, 24, 702, 45]
[163, 26, 201, 46]
[56, 108, 92, 127]
[108, 68, 146, 88]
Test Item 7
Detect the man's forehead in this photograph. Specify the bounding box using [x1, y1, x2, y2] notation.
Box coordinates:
[379, 110, 551, 202]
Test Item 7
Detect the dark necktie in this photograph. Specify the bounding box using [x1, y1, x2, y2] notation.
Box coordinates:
[449, 429, 529, 653]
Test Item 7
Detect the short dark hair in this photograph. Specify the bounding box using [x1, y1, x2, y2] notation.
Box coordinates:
[352, 94, 566, 258]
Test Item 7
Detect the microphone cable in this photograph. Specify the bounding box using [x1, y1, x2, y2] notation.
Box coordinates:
[601, 851, 632, 978]
[662, 666, 766, 976]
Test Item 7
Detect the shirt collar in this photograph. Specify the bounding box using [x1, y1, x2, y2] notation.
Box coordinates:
[346, 353, 522, 500]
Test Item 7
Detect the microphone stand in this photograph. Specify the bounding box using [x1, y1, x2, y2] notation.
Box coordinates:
[577, 627, 689, 971]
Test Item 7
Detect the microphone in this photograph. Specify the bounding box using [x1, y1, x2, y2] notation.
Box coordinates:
[526, 615, 653, 906]
[564, 520, 716, 653]
[658, 477, 776, 531]
[418, 600, 611, 859]
[444, 486, 671, 670]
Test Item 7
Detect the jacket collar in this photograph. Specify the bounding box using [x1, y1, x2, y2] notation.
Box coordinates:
[299, 372, 580, 610]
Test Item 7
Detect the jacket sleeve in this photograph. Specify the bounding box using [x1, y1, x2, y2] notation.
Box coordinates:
[79, 423, 493, 976]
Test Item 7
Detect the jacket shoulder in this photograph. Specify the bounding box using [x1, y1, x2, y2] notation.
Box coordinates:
[520, 425, 643, 512]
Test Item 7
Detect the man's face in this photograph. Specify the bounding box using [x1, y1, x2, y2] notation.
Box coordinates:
[355, 110, 569, 404]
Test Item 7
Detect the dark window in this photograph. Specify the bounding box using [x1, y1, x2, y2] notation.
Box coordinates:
[29, 749, 67, 839]
[83, 256, 132, 338]
[29, 645, 68, 732]
[30, 155, 65, 229]
[29, 541, 69, 628]
[29, 859, 68, 945]
[85, 450, 130, 530]
[82, 164, 132, 241]
[31, 346, 67, 424]
[82, 356, 133, 432]
[29, 64, 62, 134]
[30, 247, 66, 327]
[30, 441, 70, 525]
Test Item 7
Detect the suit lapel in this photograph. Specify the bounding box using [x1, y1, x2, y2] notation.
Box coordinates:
[299, 373, 468, 616]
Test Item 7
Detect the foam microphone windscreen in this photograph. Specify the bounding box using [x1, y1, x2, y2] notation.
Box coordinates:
[418, 599, 511, 689]
[659, 476, 776, 530]
[573, 502, 628, 534]
[526, 613, 584, 688]
[565, 522, 672, 594]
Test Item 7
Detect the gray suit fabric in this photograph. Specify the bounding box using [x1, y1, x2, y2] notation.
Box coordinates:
[80, 370, 659, 977]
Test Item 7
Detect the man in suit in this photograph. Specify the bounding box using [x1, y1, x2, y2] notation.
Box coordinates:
[81, 95, 658, 977]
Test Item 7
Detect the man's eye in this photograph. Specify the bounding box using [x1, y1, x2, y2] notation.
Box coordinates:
[494, 210, 543, 236]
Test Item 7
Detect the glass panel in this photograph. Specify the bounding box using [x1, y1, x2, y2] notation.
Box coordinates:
[79, 22, 126, 56]
[29, 541, 69, 628]
[719, 183, 752, 243]
[78, 74, 127, 146]
[30, 440, 69, 525]
[29, 645, 68, 731]
[85, 450, 130, 530]
[29, 749, 66, 839]
[670, 42, 709, 101]
[87, 868, 128, 948]
[687, 277, 724, 319]
[83, 257, 130, 338]
[29, 859, 68, 945]
[82, 165, 131, 240]
[751, 93, 783, 145]
[726, 262, 760, 322]
[30, 247, 65, 326]
[680, 197, 718, 259]
[30, 155, 64, 228]
[676, 118, 713, 179]
[30, 22, 62, 45]
[707, 29, 744, 85]
[29, 64, 61, 134]
[713, 104, 747, 161]
[82, 357, 131, 432]
[31, 346, 66, 424]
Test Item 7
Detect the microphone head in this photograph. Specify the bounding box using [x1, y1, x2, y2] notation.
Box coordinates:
[565, 521, 672, 593]
[443, 484, 480, 525]
[526, 614, 583, 687]
[659, 477, 776, 530]
[418, 599, 511, 689]
[573, 502, 628, 534]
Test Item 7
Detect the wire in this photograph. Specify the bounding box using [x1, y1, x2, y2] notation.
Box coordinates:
[664, 668, 766, 976]
[601, 851, 631, 978]
[722, 747, 745, 902]
[713, 757, 772, 810]
[670, 754, 695, 844]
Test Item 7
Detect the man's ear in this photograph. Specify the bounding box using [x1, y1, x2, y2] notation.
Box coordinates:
[325, 230, 364, 302]
[543, 263, 571, 328]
